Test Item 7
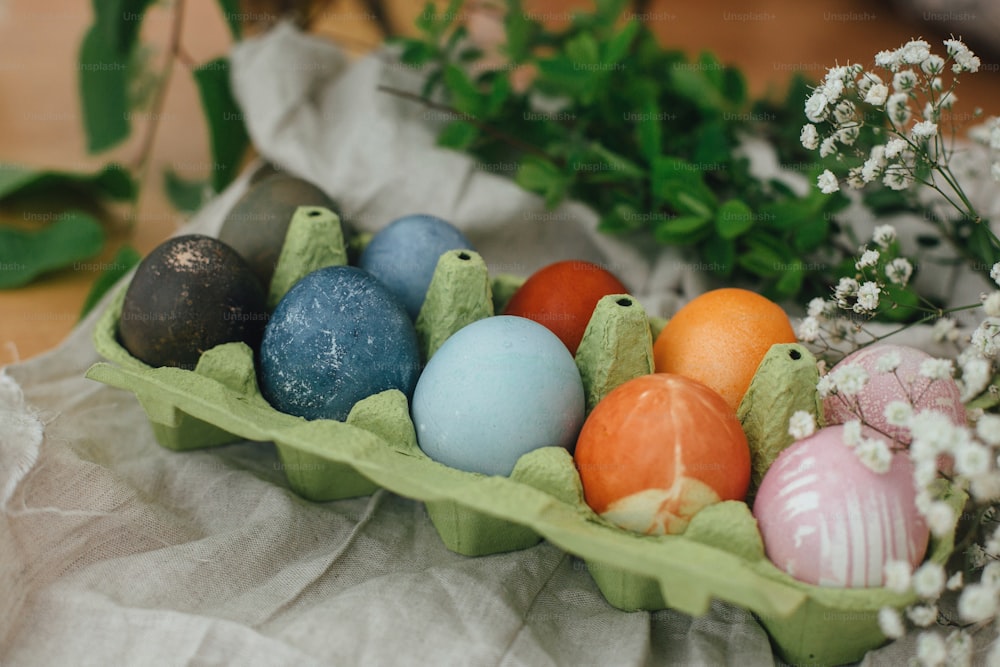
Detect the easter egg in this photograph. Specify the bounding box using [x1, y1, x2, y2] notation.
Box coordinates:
[503, 260, 629, 354]
[359, 214, 474, 320]
[259, 266, 420, 421]
[823, 344, 966, 445]
[653, 288, 797, 411]
[412, 315, 585, 476]
[575, 373, 751, 535]
[219, 173, 346, 288]
[119, 235, 267, 369]
[753, 424, 930, 588]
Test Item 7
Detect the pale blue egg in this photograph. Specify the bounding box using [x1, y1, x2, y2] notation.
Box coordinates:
[412, 315, 586, 476]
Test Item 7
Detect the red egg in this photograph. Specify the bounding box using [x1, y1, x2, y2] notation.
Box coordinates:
[503, 260, 628, 354]
[574, 373, 751, 535]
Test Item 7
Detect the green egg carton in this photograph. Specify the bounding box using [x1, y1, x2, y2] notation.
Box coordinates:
[86, 206, 965, 666]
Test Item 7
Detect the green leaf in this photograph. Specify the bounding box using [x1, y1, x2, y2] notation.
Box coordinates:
[163, 168, 210, 213]
[215, 0, 242, 40]
[603, 20, 640, 65]
[399, 39, 436, 66]
[485, 74, 511, 115]
[565, 33, 600, 66]
[737, 241, 785, 278]
[703, 234, 735, 276]
[515, 157, 566, 208]
[443, 64, 484, 117]
[792, 216, 830, 253]
[651, 157, 718, 215]
[653, 215, 710, 244]
[0, 163, 135, 204]
[715, 199, 754, 239]
[437, 120, 479, 150]
[0, 212, 106, 289]
[774, 260, 804, 296]
[534, 56, 594, 99]
[79, 243, 141, 318]
[414, 1, 436, 34]
[78, 28, 130, 152]
[504, 0, 537, 63]
[193, 58, 250, 191]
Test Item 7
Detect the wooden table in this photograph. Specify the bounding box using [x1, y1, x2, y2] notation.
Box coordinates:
[3, 0, 1000, 364]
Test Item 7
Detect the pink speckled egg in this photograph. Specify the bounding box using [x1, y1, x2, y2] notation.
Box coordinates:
[753, 424, 929, 588]
[823, 344, 966, 445]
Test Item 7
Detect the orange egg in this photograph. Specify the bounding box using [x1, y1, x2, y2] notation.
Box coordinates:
[574, 373, 751, 535]
[652, 288, 796, 411]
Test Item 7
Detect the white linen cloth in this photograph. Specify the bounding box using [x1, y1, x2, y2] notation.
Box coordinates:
[2, 21, 998, 666]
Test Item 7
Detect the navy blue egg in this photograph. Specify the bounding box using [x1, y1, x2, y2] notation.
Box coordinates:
[259, 266, 421, 421]
[359, 214, 474, 319]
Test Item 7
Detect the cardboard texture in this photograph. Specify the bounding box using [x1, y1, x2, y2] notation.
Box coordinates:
[86, 210, 964, 666]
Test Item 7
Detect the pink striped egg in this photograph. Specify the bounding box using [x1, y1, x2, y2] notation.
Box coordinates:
[753, 424, 929, 588]
[823, 344, 965, 445]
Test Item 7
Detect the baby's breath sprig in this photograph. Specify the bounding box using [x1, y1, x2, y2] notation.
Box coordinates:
[801, 38, 1000, 283]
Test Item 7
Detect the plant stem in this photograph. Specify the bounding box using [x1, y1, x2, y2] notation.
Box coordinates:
[127, 0, 187, 234]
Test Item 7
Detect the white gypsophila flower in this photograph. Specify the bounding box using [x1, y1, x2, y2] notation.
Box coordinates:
[806, 297, 828, 318]
[990, 125, 1000, 150]
[875, 49, 901, 71]
[883, 559, 912, 593]
[969, 543, 989, 568]
[884, 137, 908, 159]
[819, 135, 839, 158]
[912, 561, 947, 599]
[875, 350, 902, 373]
[883, 163, 914, 191]
[872, 224, 896, 248]
[959, 356, 991, 402]
[856, 71, 880, 94]
[947, 571, 963, 591]
[835, 276, 859, 304]
[987, 525, 1000, 557]
[796, 316, 820, 343]
[816, 374, 836, 398]
[856, 248, 880, 269]
[971, 473, 1000, 503]
[900, 39, 931, 65]
[817, 169, 839, 194]
[944, 38, 970, 58]
[884, 400, 913, 426]
[911, 120, 938, 139]
[907, 604, 938, 627]
[805, 91, 829, 122]
[800, 123, 819, 150]
[932, 317, 958, 343]
[855, 281, 881, 312]
[877, 606, 905, 640]
[992, 263, 1000, 287]
[982, 561, 1000, 588]
[865, 83, 889, 106]
[842, 419, 863, 446]
[823, 76, 845, 103]
[833, 99, 855, 124]
[916, 632, 947, 667]
[886, 257, 913, 286]
[788, 410, 816, 440]
[837, 126, 860, 147]
[861, 155, 883, 183]
[909, 411, 957, 455]
[958, 583, 997, 622]
[984, 291, 1000, 317]
[953, 49, 981, 74]
[834, 365, 869, 396]
[931, 76, 943, 92]
[921, 54, 945, 75]
[893, 70, 918, 92]
[972, 318, 1000, 358]
[938, 90, 956, 109]
[919, 358, 953, 381]
[856, 436, 892, 473]
[922, 101, 937, 123]
[886, 93, 912, 125]
[925, 502, 956, 539]
[945, 630, 973, 667]
[977, 414, 1000, 446]
[913, 460, 937, 487]
[955, 441, 992, 476]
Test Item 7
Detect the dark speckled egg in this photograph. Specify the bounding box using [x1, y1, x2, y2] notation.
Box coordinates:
[218, 173, 357, 287]
[259, 265, 421, 421]
[118, 234, 268, 369]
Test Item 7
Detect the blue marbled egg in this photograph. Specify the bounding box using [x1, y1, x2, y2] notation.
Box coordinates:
[359, 214, 474, 320]
[412, 315, 586, 476]
[260, 266, 421, 421]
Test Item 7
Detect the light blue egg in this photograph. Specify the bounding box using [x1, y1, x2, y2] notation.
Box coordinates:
[412, 315, 585, 476]
[359, 214, 474, 320]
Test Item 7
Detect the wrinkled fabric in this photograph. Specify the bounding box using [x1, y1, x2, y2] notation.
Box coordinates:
[3, 20, 999, 667]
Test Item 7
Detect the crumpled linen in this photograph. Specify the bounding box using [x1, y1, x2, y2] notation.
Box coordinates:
[1, 20, 997, 667]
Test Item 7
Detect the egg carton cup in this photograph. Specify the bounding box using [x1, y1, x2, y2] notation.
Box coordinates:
[87, 206, 965, 666]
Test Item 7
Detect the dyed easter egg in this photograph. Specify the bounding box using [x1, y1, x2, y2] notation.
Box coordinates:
[119, 234, 267, 369]
[259, 266, 420, 421]
[412, 315, 585, 476]
[575, 373, 751, 535]
[359, 214, 474, 319]
[503, 260, 629, 354]
[823, 344, 966, 445]
[753, 424, 930, 588]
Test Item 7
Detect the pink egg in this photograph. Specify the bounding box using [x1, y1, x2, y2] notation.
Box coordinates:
[753, 425, 929, 588]
[823, 344, 965, 445]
